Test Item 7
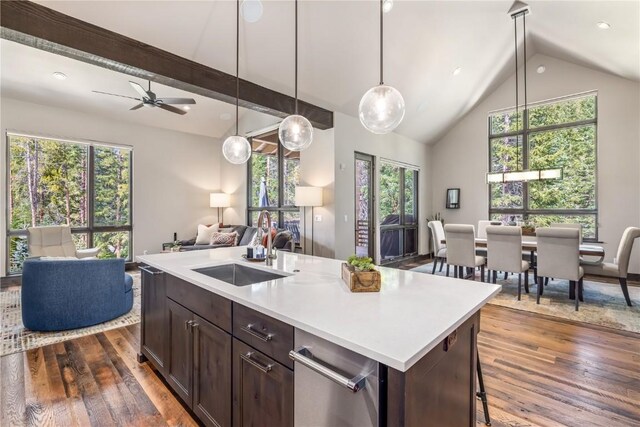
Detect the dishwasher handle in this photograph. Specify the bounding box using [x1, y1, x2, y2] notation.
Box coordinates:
[289, 347, 367, 393]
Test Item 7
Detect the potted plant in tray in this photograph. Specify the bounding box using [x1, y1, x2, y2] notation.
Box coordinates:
[341, 255, 381, 292]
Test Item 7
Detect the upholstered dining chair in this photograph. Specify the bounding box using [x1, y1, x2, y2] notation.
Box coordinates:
[444, 224, 485, 280]
[27, 225, 99, 258]
[486, 226, 530, 300]
[536, 227, 583, 310]
[477, 220, 502, 239]
[428, 220, 448, 276]
[551, 223, 583, 244]
[582, 227, 640, 307]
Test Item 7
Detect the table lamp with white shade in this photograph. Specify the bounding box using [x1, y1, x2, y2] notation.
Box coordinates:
[210, 193, 231, 224]
[295, 186, 323, 255]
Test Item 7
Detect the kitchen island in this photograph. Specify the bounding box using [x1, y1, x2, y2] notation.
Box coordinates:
[137, 247, 501, 427]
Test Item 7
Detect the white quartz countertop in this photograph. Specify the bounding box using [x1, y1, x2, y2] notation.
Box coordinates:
[137, 248, 501, 372]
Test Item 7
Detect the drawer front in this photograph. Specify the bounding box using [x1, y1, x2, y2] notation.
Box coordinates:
[166, 274, 232, 333]
[233, 303, 294, 369]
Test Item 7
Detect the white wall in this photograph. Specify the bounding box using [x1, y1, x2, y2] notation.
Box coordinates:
[0, 97, 222, 275]
[299, 128, 335, 258]
[431, 54, 640, 273]
[333, 112, 432, 262]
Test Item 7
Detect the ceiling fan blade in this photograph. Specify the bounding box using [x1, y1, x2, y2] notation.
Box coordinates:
[129, 81, 150, 99]
[156, 98, 196, 105]
[92, 90, 140, 101]
[130, 103, 144, 111]
[157, 103, 187, 115]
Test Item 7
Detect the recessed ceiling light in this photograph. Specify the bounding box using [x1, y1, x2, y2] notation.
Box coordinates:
[453, 67, 462, 76]
[220, 113, 232, 121]
[182, 105, 191, 111]
[382, 0, 394, 13]
[241, 0, 263, 23]
[596, 21, 611, 30]
[52, 72, 67, 80]
[536, 65, 546, 74]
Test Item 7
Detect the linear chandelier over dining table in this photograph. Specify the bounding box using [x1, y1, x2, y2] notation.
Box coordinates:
[486, 1, 562, 185]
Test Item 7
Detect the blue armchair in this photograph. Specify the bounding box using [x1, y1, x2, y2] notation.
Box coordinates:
[22, 258, 134, 331]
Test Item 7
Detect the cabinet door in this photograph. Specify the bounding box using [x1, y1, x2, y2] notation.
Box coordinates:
[140, 266, 167, 373]
[167, 299, 194, 406]
[232, 338, 293, 427]
[193, 315, 232, 427]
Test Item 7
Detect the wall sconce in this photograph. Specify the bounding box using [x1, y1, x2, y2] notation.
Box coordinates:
[446, 188, 460, 209]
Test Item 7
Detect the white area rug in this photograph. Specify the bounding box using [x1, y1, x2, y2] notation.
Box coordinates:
[0, 273, 141, 357]
[411, 263, 640, 334]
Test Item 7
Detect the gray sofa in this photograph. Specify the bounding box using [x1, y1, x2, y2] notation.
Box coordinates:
[178, 225, 294, 252]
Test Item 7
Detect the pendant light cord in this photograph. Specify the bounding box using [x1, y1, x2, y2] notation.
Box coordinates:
[514, 15, 519, 169]
[235, 0, 240, 135]
[379, 0, 384, 85]
[295, 0, 299, 114]
[523, 12, 528, 115]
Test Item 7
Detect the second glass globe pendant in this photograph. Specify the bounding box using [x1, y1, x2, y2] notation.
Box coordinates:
[359, 0, 405, 134]
[223, 0, 251, 164]
[278, 0, 313, 151]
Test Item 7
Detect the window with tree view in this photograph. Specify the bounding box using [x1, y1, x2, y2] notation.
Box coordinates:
[247, 130, 300, 243]
[489, 93, 597, 239]
[7, 134, 132, 274]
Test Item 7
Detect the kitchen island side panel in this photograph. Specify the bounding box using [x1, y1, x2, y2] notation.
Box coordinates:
[386, 311, 480, 427]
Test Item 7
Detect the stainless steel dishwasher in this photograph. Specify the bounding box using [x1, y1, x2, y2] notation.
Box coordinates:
[290, 329, 382, 427]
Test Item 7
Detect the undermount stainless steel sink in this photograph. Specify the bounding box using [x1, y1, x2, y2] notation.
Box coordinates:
[193, 263, 288, 287]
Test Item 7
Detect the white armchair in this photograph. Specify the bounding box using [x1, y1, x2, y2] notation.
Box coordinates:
[582, 227, 640, 307]
[27, 225, 99, 258]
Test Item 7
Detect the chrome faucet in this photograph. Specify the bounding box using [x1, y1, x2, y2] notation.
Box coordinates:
[256, 210, 276, 266]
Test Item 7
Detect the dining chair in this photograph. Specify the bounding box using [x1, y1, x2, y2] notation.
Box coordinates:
[536, 227, 584, 310]
[477, 220, 502, 239]
[583, 227, 640, 306]
[486, 226, 530, 300]
[428, 220, 449, 276]
[551, 223, 583, 244]
[444, 224, 485, 280]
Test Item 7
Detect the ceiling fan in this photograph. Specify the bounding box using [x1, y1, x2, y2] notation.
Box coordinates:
[92, 81, 196, 115]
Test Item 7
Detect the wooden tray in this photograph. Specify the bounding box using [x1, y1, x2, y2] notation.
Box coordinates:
[242, 254, 266, 263]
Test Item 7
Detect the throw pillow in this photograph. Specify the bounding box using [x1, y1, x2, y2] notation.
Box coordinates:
[273, 230, 293, 249]
[195, 224, 219, 245]
[262, 228, 278, 247]
[210, 231, 238, 246]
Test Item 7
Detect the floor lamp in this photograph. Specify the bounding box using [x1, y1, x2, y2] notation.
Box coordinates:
[210, 193, 231, 225]
[295, 186, 323, 256]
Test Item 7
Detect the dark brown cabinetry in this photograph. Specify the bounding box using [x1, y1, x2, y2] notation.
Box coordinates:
[139, 266, 168, 373]
[166, 298, 194, 404]
[193, 314, 232, 427]
[232, 338, 293, 427]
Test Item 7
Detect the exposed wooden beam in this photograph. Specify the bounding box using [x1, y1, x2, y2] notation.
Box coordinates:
[0, 0, 334, 130]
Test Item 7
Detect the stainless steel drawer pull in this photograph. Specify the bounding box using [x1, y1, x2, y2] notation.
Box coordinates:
[240, 324, 273, 342]
[241, 352, 273, 374]
[289, 347, 367, 393]
[139, 266, 164, 275]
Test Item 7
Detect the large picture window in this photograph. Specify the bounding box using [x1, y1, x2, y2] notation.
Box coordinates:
[488, 93, 597, 240]
[247, 129, 300, 242]
[379, 160, 419, 263]
[6, 134, 133, 274]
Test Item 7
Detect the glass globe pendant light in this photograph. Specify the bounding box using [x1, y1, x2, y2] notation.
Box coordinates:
[278, 0, 313, 151]
[223, 0, 252, 164]
[359, 0, 405, 134]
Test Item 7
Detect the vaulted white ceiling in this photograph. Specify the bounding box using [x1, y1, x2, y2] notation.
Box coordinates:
[8, 1, 640, 143]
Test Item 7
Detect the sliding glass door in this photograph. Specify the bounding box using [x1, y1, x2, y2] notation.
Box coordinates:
[379, 161, 418, 263]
